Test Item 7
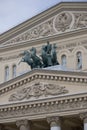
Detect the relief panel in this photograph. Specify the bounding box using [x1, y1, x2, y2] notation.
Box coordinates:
[2, 11, 87, 46]
[9, 82, 68, 101]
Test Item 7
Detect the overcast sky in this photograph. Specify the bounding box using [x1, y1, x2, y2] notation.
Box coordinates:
[0, 0, 87, 34]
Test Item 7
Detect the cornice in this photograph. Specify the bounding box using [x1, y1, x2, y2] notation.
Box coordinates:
[0, 28, 87, 53]
[1, 2, 87, 44]
[0, 69, 87, 96]
[0, 92, 87, 123]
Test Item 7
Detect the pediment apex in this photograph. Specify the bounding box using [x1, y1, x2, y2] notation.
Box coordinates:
[1, 2, 87, 46]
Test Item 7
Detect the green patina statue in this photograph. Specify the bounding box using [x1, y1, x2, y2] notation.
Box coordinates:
[19, 41, 59, 69]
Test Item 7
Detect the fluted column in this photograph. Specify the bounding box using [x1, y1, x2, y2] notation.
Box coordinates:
[47, 117, 61, 130]
[16, 119, 30, 130]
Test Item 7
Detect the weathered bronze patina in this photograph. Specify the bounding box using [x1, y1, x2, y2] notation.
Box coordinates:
[19, 41, 59, 69]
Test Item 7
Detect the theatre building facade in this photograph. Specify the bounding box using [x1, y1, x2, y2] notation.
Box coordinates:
[1, 2, 87, 130]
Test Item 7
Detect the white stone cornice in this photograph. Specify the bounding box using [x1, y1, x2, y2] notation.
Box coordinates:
[0, 28, 87, 53]
[0, 93, 87, 123]
[0, 69, 87, 96]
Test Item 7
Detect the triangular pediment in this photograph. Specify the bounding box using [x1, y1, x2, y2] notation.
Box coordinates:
[0, 69, 87, 106]
[0, 68, 87, 123]
[1, 2, 87, 47]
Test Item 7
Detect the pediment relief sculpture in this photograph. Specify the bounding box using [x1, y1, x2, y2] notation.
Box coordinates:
[3, 11, 87, 46]
[9, 82, 68, 102]
[73, 13, 87, 29]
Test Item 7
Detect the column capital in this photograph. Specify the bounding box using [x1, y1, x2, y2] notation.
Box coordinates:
[16, 119, 31, 130]
[47, 116, 61, 127]
[80, 113, 87, 123]
[16, 119, 29, 127]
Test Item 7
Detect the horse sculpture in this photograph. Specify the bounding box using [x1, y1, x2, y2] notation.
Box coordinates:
[30, 47, 43, 68]
[19, 42, 59, 69]
[18, 50, 34, 69]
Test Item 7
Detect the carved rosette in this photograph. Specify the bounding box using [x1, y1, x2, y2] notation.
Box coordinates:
[53, 12, 73, 32]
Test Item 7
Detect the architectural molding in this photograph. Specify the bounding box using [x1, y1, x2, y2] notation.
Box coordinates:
[0, 69, 87, 96]
[2, 11, 87, 47]
[0, 94, 87, 123]
[1, 2, 87, 44]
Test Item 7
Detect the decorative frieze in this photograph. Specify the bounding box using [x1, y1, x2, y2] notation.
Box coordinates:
[73, 13, 87, 29]
[9, 82, 68, 101]
[2, 11, 87, 46]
